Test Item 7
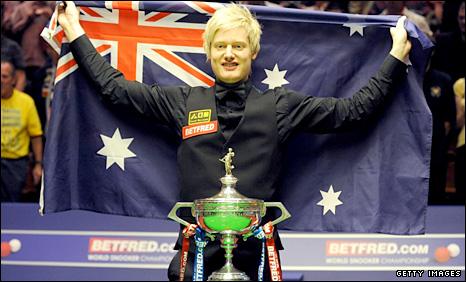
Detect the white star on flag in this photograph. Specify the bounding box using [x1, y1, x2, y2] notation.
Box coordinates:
[97, 128, 136, 170]
[262, 64, 289, 89]
[317, 185, 343, 215]
[343, 23, 366, 36]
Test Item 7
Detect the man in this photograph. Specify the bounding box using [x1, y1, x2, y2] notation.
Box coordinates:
[431, 1, 465, 82]
[1, 60, 43, 202]
[0, 36, 27, 92]
[453, 77, 464, 203]
[57, 1, 411, 280]
[1, 2, 26, 92]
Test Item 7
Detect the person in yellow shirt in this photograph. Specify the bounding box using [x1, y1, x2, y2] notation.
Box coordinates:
[1, 60, 43, 202]
[454, 78, 464, 203]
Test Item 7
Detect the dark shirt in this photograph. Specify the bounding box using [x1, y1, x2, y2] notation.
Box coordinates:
[215, 79, 251, 141]
[424, 68, 456, 134]
[70, 35, 406, 144]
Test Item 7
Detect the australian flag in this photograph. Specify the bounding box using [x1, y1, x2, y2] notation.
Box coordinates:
[40, 1, 433, 235]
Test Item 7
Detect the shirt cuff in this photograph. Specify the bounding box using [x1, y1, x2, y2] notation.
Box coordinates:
[379, 54, 408, 79]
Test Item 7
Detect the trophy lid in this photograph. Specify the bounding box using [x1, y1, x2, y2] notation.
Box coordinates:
[194, 148, 263, 207]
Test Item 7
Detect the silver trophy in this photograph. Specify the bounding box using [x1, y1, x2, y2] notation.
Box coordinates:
[168, 148, 291, 281]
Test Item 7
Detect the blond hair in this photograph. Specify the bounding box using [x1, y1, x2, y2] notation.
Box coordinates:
[203, 3, 262, 59]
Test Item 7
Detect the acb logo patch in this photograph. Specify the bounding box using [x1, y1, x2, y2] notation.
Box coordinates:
[188, 109, 211, 125]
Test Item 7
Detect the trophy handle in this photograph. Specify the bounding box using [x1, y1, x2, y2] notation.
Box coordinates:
[264, 202, 291, 226]
[167, 202, 193, 227]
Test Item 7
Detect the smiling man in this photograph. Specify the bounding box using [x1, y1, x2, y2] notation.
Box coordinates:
[57, 1, 411, 280]
[210, 27, 256, 83]
[205, 6, 260, 84]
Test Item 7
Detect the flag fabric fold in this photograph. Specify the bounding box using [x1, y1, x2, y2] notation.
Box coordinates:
[41, 1, 432, 235]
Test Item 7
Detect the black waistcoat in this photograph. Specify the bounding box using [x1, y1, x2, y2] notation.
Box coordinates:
[177, 86, 282, 221]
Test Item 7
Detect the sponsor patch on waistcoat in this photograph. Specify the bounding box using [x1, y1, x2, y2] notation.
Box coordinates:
[188, 109, 211, 125]
[182, 121, 218, 139]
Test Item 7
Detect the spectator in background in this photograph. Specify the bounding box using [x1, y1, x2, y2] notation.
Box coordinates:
[1, 60, 43, 202]
[1, 2, 26, 92]
[423, 55, 457, 204]
[453, 78, 465, 204]
[1, 35, 27, 92]
[425, 1, 445, 35]
[2, 1, 55, 130]
[440, 1, 464, 33]
[432, 1, 465, 82]
[381, 1, 434, 40]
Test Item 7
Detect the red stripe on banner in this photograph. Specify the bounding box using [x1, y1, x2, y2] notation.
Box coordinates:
[96, 44, 112, 53]
[80, 9, 204, 81]
[112, 1, 133, 10]
[56, 45, 110, 78]
[53, 30, 65, 46]
[81, 7, 102, 17]
[146, 12, 171, 22]
[193, 1, 217, 14]
[56, 59, 77, 78]
[154, 49, 214, 87]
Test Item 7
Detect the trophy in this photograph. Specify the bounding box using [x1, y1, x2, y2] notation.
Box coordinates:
[168, 148, 291, 281]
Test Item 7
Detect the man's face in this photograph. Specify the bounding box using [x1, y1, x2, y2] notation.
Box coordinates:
[1, 62, 15, 99]
[210, 27, 257, 84]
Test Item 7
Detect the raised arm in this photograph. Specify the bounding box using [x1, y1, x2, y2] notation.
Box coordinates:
[287, 16, 411, 134]
[56, 1, 185, 127]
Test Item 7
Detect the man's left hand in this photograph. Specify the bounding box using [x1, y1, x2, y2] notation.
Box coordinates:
[389, 16, 412, 64]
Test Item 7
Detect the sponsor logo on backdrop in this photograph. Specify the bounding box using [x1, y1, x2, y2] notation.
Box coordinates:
[87, 237, 176, 263]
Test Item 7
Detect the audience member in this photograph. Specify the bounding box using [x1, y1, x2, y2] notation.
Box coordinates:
[453, 78, 465, 204]
[423, 56, 457, 204]
[2, 1, 55, 130]
[431, 1, 465, 82]
[1, 35, 27, 92]
[1, 2, 26, 91]
[1, 60, 43, 202]
[440, 1, 464, 33]
[425, 1, 445, 35]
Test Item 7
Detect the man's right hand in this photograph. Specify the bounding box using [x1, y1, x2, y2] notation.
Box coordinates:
[57, 1, 85, 42]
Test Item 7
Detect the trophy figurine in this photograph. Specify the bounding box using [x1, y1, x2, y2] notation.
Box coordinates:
[168, 148, 291, 281]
